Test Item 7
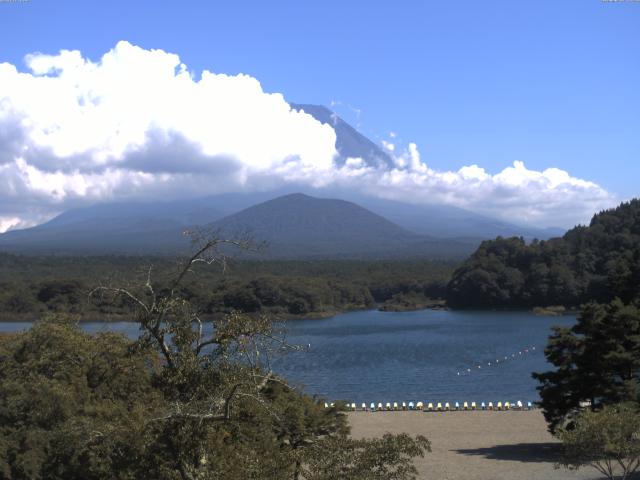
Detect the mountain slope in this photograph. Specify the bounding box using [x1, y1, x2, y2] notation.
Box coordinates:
[290, 103, 394, 168]
[211, 193, 478, 259]
[210, 193, 424, 258]
[0, 199, 223, 254]
[0, 193, 476, 258]
[354, 195, 564, 240]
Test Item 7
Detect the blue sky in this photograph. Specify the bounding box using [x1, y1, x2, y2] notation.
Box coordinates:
[0, 0, 638, 229]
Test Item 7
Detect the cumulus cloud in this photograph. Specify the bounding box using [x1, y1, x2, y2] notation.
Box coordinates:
[333, 152, 614, 227]
[0, 41, 616, 232]
[0, 41, 337, 228]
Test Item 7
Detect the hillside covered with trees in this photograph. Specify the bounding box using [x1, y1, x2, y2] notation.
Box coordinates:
[446, 199, 640, 309]
[0, 255, 455, 321]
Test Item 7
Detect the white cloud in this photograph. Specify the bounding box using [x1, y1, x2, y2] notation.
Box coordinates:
[0, 216, 22, 232]
[0, 41, 617, 232]
[0, 41, 338, 229]
[335, 150, 614, 227]
[381, 140, 395, 152]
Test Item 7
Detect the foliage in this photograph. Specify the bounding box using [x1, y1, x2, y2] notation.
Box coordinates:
[379, 291, 443, 312]
[0, 255, 455, 320]
[556, 403, 640, 480]
[533, 300, 640, 432]
[447, 199, 640, 309]
[303, 433, 431, 480]
[0, 314, 163, 480]
[0, 238, 432, 479]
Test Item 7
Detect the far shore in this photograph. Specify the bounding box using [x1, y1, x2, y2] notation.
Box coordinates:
[0, 303, 578, 324]
[348, 410, 599, 480]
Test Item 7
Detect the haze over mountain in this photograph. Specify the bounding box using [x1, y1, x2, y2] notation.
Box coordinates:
[0, 193, 476, 258]
[353, 196, 563, 240]
[209, 193, 477, 258]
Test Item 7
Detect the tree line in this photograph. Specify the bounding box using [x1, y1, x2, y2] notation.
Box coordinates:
[446, 199, 640, 309]
[0, 255, 454, 320]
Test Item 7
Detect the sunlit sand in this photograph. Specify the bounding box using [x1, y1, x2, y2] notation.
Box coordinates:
[348, 410, 599, 480]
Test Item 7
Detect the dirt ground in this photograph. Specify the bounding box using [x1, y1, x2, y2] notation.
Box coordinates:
[347, 410, 602, 480]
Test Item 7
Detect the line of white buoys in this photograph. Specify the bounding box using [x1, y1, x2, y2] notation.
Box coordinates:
[456, 346, 537, 376]
[334, 400, 535, 412]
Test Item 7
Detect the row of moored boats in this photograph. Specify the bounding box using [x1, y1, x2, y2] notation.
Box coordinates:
[325, 400, 534, 411]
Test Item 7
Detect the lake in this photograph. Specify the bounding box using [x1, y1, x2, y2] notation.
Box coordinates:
[0, 309, 574, 405]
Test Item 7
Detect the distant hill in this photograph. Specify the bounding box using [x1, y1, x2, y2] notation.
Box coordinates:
[210, 193, 476, 259]
[353, 195, 563, 240]
[0, 199, 229, 254]
[0, 193, 476, 258]
[446, 199, 640, 309]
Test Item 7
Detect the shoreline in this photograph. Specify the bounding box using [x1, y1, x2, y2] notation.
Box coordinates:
[0, 304, 578, 323]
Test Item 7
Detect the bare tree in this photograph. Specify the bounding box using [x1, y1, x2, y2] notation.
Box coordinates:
[90, 231, 290, 479]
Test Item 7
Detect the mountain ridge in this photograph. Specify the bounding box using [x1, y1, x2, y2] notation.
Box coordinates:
[0, 192, 477, 259]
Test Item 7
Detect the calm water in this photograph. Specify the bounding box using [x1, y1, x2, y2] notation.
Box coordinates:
[0, 309, 574, 404]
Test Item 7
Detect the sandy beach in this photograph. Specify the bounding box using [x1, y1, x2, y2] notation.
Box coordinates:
[348, 410, 600, 480]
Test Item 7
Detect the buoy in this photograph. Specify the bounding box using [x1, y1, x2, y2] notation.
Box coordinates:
[463, 401, 469, 411]
[409, 401, 415, 410]
[427, 402, 434, 412]
[416, 401, 424, 411]
[471, 401, 477, 410]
